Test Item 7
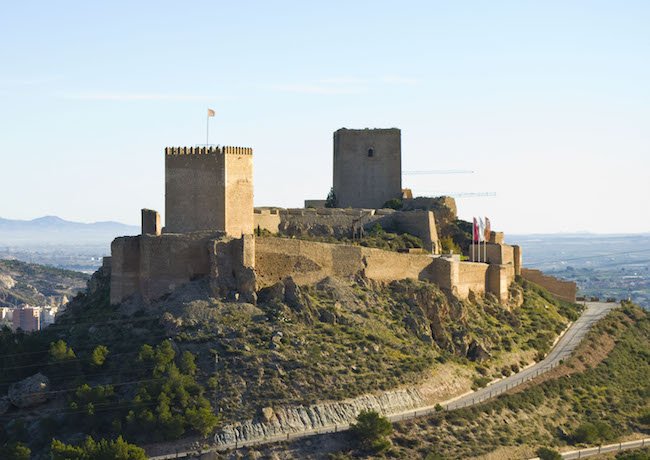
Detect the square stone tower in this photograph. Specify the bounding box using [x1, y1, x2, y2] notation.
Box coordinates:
[164, 146, 253, 236]
[332, 128, 402, 209]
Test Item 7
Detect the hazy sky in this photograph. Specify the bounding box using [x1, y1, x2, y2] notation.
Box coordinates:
[1, 1, 648, 234]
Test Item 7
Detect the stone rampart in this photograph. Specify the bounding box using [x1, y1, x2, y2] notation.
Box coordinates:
[253, 209, 281, 234]
[456, 262, 489, 298]
[111, 232, 222, 304]
[488, 264, 515, 303]
[255, 237, 437, 288]
[521, 269, 577, 303]
[111, 235, 515, 305]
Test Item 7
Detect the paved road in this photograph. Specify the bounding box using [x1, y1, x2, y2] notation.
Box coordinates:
[528, 438, 650, 459]
[149, 302, 617, 459]
[441, 301, 617, 411]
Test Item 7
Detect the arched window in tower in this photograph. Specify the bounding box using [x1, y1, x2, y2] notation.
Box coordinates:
[367, 148, 374, 157]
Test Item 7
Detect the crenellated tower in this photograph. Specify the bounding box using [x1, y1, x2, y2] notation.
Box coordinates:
[164, 146, 254, 236]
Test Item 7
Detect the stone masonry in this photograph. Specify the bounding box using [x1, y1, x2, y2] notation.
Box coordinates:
[333, 128, 402, 208]
[164, 146, 253, 236]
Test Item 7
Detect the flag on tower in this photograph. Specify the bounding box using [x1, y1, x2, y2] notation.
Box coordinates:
[484, 217, 491, 242]
[478, 217, 485, 242]
[207, 108, 215, 117]
[473, 217, 479, 243]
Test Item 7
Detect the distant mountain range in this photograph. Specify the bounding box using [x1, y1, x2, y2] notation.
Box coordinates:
[0, 216, 139, 246]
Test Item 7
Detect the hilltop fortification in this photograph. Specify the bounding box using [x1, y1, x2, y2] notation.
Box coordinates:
[106, 127, 575, 307]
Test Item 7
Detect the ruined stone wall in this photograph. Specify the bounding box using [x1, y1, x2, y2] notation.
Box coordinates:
[393, 210, 439, 253]
[258, 208, 438, 253]
[253, 210, 281, 234]
[164, 146, 253, 236]
[521, 269, 577, 303]
[333, 128, 402, 209]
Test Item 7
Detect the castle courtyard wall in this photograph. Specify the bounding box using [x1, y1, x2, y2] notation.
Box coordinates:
[254, 209, 281, 234]
[256, 208, 439, 253]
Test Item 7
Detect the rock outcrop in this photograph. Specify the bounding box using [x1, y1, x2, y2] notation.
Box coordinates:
[8, 372, 50, 408]
[213, 387, 424, 445]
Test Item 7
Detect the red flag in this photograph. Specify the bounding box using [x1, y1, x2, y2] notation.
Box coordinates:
[473, 217, 479, 243]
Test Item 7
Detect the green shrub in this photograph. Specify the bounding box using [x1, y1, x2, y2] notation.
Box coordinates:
[50, 340, 76, 361]
[350, 410, 393, 452]
[91, 345, 109, 367]
[0, 442, 31, 460]
[571, 421, 614, 444]
[537, 446, 562, 460]
[50, 436, 146, 460]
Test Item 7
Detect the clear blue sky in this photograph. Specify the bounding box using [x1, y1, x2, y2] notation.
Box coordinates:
[1, 1, 648, 234]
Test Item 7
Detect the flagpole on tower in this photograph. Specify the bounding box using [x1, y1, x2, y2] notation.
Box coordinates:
[206, 108, 215, 146]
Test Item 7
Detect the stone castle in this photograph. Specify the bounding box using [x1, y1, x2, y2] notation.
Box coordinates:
[108, 128, 575, 307]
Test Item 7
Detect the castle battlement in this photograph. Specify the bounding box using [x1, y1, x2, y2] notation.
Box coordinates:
[164, 146, 253, 156]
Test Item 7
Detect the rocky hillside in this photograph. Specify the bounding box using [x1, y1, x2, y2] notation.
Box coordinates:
[0, 266, 582, 458]
[255, 303, 649, 459]
[0, 259, 88, 307]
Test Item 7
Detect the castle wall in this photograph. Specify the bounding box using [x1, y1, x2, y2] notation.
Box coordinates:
[488, 264, 515, 304]
[111, 235, 514, 305]
[469, 243, 514, 266]
[110, 237, 141, 304]
[137, 232, 218, 302]
[361, 247, 436, 282]
[254, 237, 500, 300]
[521, 268, 577, 303]
[253, 209, 281, 234]
[255, 237, 365, 287]
[258, 208, 439, 253]
[393, 210, 439, 254]
[456, 262, 489, 298]
[110, 231, 227, 304]
[333, 128, 402, 209]
[513, 245, 522, 276]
